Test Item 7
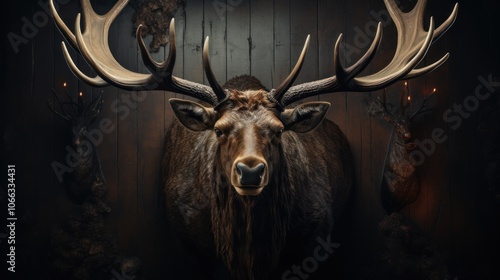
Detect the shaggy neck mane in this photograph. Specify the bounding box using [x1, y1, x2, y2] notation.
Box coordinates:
[211, 147, 294, 280]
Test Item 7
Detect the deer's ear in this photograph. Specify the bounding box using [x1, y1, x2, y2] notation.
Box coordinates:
[281, 102, 330, 133]
[170, 98, 217, 131]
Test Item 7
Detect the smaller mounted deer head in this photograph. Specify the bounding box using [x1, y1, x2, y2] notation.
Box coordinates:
[366, 84, 436, 213]
[48, 84, 104, 202]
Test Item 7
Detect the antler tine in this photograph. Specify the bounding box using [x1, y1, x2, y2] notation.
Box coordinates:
[74, 13, 154, 88]
[48, 89, 71, 122]
[136, 20, 221, 105]
[404, 3, 458, 78]
[61, 42, 109, 87]
[83, 94, 104, 120]
[137, 24, 169, 77]
[336, 23, 383, 82]
[366, 88, 393, 119]
[431, 3, 459, 43]
[52, 0, 225, 107]
[278, 0, 457, 107]
[50, 0, 130, 88]
[409, 88, 437, 119]
[272, 35, 310, 104]
[90, 94, 104, 114]
[52, 0, 107, 87]
[203, 37, 228, 104]
[50, 0, 77, 50]
[280, 23, 384, 106]
[102, 0, 130, 23]
[162, 19, 177, 74]
[355, 16, 435, 89]
[404, 53, 449, 79]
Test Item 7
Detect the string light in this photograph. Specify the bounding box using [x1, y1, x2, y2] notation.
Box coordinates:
[404, 81, 411, 105]
[78, 91, 84, 114]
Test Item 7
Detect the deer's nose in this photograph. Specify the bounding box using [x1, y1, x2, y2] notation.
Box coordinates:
[236, 162, 266, 186]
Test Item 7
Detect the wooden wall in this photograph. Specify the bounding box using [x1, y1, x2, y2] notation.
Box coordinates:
[2, 0, 499, 278]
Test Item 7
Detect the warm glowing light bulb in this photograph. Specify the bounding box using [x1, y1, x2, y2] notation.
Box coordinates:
[433, 88, 437, 93]
[408, 95, 411, 102]
[79, 92, 83, 97]
[63, 82, 67, 87]
[405, 81, 408, 86]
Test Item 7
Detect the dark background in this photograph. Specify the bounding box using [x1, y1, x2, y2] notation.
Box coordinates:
[1, 0, 500, 279]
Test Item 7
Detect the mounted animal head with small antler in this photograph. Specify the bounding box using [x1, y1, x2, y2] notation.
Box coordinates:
[365, 85, 438, 213]
[48, 85, 104, 201]
[366, 84, 438, 149]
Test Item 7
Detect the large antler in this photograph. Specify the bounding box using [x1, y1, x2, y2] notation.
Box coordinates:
[276, 0, 458, 107]
[49, 0, 227, 106]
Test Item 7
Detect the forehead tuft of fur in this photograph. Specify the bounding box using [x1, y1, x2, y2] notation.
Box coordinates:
[222, 90, 278, 112]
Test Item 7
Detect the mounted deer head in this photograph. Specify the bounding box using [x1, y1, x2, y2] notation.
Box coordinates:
[365, 85, 437, 213]
[367, 85, 437, 148]
[48, 85, 105, 201]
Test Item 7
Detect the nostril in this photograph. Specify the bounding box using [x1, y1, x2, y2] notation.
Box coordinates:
[236, 162, 244, 178]
[236, 162, 266, 186]
[255, 163, 265, 179]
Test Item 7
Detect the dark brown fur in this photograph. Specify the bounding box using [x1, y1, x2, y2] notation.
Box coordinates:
[162, 76, 352, 279]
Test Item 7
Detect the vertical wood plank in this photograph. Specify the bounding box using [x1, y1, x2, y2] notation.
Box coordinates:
[161, 3, 186, 162]
[367, 0, 395, 236]
[434, 0, 455, 253]
[204, 0, 227, 84]
[51, 0, 81, 227]
[290, 0, 318, 86]
[183, 0, 205, 103]
[33, 1, 56, 238]
[399, 0, 431, 233]
[89, 0, 121, 250]
[273, 0, 291, 89]
[169, 6, 186, 122]
[343, 0, 374, 260]
[136, 22, 168, 279]
[317, 0, 347, 133]
[172, 6, 186, 80]
[159, 7, 185, 276]
[227, 0, 250, 78]
[250, 0, 273, 88]
[115, 5, 139, 256]
[441, 0, 477, 263]
[136, 94, 166, 278]
[404, 0, 455, 247]
[287, 0, 319, 106]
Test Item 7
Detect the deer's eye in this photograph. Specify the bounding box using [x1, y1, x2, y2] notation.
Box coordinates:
[214, 128, 223, 138]
[276, 129, 283, 137]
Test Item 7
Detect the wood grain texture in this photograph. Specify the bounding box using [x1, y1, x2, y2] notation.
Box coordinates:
[2, 0, 498, 278]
